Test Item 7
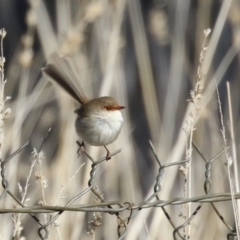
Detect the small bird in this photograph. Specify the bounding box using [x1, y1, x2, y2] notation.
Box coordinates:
[42, 55, 125, 160]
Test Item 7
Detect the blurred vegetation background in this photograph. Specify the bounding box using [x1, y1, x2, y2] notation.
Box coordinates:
[0, 0, 240, 239]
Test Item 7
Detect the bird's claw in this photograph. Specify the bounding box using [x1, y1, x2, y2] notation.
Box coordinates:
[76, 141, 85, 156]
[106, 151, 111, 161]
[104, 145, 112, 161]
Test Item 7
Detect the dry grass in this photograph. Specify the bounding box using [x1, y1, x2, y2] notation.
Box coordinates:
[0, 0, 240, 239]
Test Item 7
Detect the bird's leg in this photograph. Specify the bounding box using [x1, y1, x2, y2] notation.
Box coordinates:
[76, 140, 85, 156]
[104, 146, 111, 160]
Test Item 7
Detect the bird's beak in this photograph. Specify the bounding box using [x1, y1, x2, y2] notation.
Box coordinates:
[116, 106, 125, 110]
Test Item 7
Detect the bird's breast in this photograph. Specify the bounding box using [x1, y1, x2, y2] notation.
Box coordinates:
[75, 110, 123, 146]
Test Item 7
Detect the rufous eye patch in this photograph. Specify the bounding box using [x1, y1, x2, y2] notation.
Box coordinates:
[104, 105, 125, 111]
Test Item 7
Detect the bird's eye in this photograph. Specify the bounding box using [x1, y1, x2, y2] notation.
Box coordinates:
[105, 106, 111, 110]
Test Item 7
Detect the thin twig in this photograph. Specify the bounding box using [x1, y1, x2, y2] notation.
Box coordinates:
[216, 81, 240, 238]
[226, 82, 240, 238]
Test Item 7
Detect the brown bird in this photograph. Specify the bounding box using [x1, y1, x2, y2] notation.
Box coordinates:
[42, 55, 125, 159]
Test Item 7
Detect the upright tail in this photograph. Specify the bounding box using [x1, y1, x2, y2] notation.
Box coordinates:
[42, 54, 89, 105]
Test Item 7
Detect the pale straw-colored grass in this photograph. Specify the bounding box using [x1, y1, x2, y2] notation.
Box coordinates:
[0, 0, 240, 239]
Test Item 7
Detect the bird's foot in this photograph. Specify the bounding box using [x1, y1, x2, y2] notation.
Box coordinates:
[104, 146, 111, 161]
[76, 141, 85, 156]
